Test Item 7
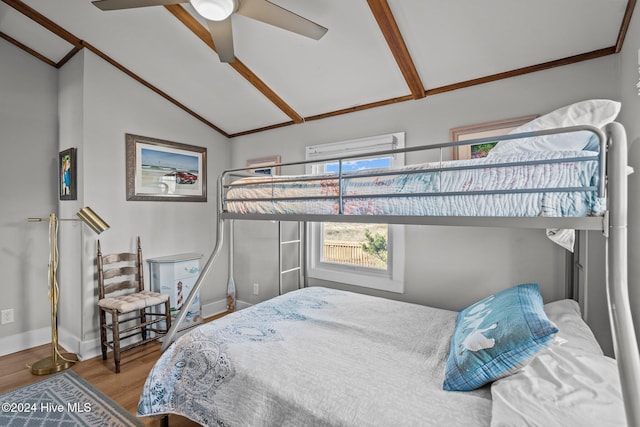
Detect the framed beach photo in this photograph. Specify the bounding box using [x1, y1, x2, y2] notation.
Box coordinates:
[125, 134, 207, 202]
[59, 147, 77, 200]
[450, 115, 538, 160]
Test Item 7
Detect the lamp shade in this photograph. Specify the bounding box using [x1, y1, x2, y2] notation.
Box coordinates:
[190, 0, 235, 21]
[76, 207, 109, 234]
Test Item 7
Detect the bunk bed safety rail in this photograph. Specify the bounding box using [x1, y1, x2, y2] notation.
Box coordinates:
[224, 155, 598, 186]
[220, 125, 607, 217]
[221, 125, 605, 177]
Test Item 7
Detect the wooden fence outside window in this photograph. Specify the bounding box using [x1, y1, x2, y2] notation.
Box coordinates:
[323, 240, 385, 269]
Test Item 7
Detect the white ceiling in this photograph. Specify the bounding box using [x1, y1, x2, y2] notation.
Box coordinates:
[0, 0, 633, 137]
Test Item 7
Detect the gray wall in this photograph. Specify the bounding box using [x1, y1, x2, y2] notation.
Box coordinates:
[0, 42, 231, 358]
[620, 9, 640, 348]
[0, 41, 58, 350]
[230, 56, 620, 352]
[59, 50, 231, 356]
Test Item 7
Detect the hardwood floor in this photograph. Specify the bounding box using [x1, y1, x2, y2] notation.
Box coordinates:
[0, 314, 228, 427]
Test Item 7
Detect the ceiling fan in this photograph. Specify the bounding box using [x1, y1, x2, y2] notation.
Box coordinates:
[92, 0, 328, 63]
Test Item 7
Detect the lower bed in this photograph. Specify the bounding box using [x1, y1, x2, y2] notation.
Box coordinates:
[137, 287, 625, 426]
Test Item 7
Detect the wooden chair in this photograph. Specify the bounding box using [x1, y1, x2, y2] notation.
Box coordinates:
[97, 237, 171, 373]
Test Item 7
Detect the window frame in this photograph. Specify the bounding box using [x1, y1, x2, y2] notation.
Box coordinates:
[305, 132, 405, 293]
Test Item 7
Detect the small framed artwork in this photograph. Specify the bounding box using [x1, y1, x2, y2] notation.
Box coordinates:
[125, 134, 207, 202]
[59, 147, 77, 200]
[450, 115, 538, 160]
[246, 155, 281, 175]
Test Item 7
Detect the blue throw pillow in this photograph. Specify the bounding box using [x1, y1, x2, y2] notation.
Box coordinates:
[443, 283, 558, 391]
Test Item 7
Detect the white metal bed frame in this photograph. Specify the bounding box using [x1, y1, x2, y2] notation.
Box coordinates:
[161, 122, 640, 427]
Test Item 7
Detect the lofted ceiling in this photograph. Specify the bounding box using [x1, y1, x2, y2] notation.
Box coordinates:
[0, 0, 636, 138]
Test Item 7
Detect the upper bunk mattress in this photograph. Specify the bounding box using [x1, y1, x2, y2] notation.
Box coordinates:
[225, 150, 605, 218]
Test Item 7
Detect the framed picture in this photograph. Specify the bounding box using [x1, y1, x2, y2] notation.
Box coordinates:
[59, 147, 77, 200]
[246, 155, 281, 175]
[125, 134, 207, 202]
[450, 115, 538, 160]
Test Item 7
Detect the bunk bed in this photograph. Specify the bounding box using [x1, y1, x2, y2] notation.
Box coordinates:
[138, 103, 640, 426]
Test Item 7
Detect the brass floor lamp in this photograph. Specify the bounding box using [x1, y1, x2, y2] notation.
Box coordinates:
[28, 207, 109, 375]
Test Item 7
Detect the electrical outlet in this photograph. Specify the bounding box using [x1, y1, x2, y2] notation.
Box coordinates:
[1, 309, 14, 325]
[252, 283, 260, 295]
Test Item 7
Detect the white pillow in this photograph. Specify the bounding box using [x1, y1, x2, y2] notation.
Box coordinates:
[489, 99, 620, 156]
[492, 300, 623, 427]
[490, 345, 625, 427]
[544, 299, 603, 355]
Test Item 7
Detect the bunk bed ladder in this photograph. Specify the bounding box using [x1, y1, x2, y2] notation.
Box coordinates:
[278, 221, 305, 295]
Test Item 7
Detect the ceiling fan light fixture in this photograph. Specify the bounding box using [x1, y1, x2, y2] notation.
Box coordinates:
[190, 0, 236, 21]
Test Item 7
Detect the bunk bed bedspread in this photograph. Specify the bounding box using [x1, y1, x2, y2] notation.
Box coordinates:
[138, 287, 493, 426]
[226, 150, 604, 218]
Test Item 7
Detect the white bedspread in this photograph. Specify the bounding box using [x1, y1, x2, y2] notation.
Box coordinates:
[138, 287, 492, 426]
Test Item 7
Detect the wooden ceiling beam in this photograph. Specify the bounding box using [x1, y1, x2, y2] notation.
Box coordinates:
[56, 46, 82, 69]
[2, 0, 82, 48]
[426, 47, 616, 96]
[2, 0, 82, 69]
[230, 47, 618, 137]
[2, 0, 228, 135]
[366, 0, 425, 99]
[0, 31, 57, 67]
[616, 0, 637, 53]
[228, 94, 414, 138]
[82, 40, 229, 136]
[164, 4, 304, 124]
[3, 0, 634, 138]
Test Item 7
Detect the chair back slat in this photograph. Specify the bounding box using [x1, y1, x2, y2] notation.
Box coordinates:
[97, 237, 145, 298]
[103, 279, 140, 295]
[102, 253, 137, 264]
[102, 266, 139, 281]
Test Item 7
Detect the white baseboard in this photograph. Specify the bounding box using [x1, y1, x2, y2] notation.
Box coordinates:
[57, 327, 90, 361]
[1, 298, 252, 359]
[0, 327, 50, 357]
[201, 298, 228, 318]
[0, 327, 98, 361]
[236, 300, 251, 311]
[77, 339, 101, 361]
[201, 298, 251, 316]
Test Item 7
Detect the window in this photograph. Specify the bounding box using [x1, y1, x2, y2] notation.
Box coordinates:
[306, 133, 405, 293]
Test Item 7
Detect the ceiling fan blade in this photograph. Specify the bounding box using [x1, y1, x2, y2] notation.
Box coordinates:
[92, 0, 188, 11]
[237, 0, 327, 40]
[208, 19, 235, 63]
